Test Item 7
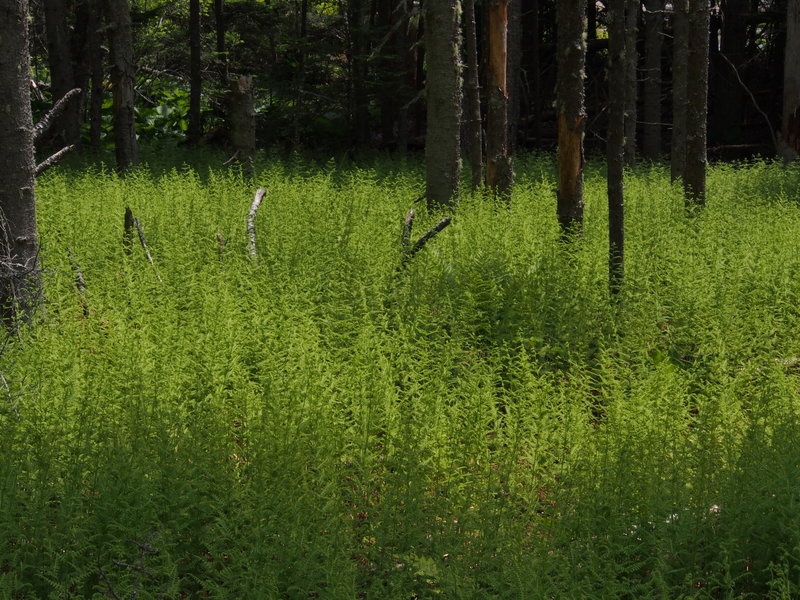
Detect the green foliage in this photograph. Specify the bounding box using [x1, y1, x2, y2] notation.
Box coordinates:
[4, 157, 800, 597]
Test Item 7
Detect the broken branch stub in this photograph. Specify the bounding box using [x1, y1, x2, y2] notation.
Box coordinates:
[248, 188, 266, 260]
[33, 88, 82, 143]
[402, 208, 415, 252]
[36, 144, 76, 175]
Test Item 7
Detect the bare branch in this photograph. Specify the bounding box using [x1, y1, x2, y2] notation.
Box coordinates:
[408, 216, 452, 258]
[35, 144, 76, 175]
[33, 88, 81, 142]
[247, 188, 266, 260]
[133, 217, 162, 282]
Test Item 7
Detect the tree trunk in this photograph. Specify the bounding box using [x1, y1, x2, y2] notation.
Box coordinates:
[624, 1, 639, 166]
[485, 0, 513, 199]
[105, 0, 139, 172]
[463, 0, 483, 189]
[44, 0, 81, 147]
[425, 0, 462, 208]
[0, 0, 40, 322]
[642, 0, 664, 160]
[230, 75, 256, 178]
[608, 0, 626, 292]
[556, 0, 587, 233]
[671, 0, 689, 181]
[214, 0, 227, 86]
[348, 0, 371, 148]
[87, 0, 105, 151]
[507, 0, 522, 152]
[188, 0, 202, 145]
[781, 0, 800, 161]
[684, 0, 709, 204]
[292, 0, 309, 149]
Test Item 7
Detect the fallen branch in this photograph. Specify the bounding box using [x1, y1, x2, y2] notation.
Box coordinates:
[408, 216, 452, 258]
[223, 149, 240, 167]
[133, 216, 162, 282]
[36, 144, 76, 175]
[33, 88, 81, 142]
[123, 206, 135, 254]
[247, 188, 266, 260]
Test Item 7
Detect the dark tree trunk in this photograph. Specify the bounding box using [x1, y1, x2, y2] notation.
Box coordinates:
[608, 0, 626, 293]
[464, 0, 483, 189]
[556, 0, 587, 233]
[781, 0, 800, 161]
[188, 0, 202, 145]
[377, 0, 396, 147]
[507, 0, 522, 152]
[642, 0, 664, 160]
[105, 0, 139, 172]
[214, 0, 227, 85]
[0, 0, 40, 321]
[348, 0, 371, 147]
[87, 0, 105, 151]
[292, 0, 309, 149]
[396, 0, 413, 154]
[230, 75, 256, 178]
[684, 0, 709, 204]
[624, 1, 639, 166]
[528, 0, 542, 146]
[485, 0, 513, 199]
[671, 0, 689, 181]
[44, 0, 81, 146]
[711, 0, 748, 145]
[425, 0, 462, 208]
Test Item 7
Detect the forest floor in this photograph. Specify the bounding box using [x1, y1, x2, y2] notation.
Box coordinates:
[3, 154, 800, 598]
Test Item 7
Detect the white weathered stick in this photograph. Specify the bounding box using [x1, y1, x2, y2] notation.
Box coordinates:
[248, 188, 266, 260]
[133, 217, 162, 282]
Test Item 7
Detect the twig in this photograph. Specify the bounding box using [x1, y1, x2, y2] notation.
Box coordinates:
[223, 149, 240, 166]
[66, 247, 88, 316]
[133, 217, 162, 282]
[718, 52, 778, 153]
[401, 209, 415, 252]
[408, 217, 452, 257]
[33, 88, 81, 142]
[36, 144, 76, 175]
[247, 188, 266, 260]
[216, 232, 226, 259]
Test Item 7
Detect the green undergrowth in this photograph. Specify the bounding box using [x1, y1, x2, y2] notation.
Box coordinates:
[4, 156, 800, 598]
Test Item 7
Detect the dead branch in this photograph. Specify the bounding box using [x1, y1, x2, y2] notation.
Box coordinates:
[33, 88, 81, 143]
[402, 209, 415, 252]
[133, 217, 162, 282]
[719, 52, 778, 153]
[248, 188, 266, 260]
[123, 207, 135, 254]
[36, 144, 76, 175]
[408, 216, 452, 258]
[223, 150, 240, 166]
[0, 372, 19, 419]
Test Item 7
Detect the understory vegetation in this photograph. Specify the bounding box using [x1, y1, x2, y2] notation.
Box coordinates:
[4, 156, 800, 598]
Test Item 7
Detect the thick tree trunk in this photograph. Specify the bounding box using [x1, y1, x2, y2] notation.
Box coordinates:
[44, 0, 81, 147]
[624, 1, 639, 166]
[781, 0, 800, 161]
[105, 0, 139, 172]
[608, 0, 626, 292]
[642, 0, 664, 160]
[485, 0, 513, 199]
[0, 0, 40, 321]
[556, 0, 587, 233]
[684, 0, 709, 205]
[425, 0, 462, 208]
[230, 75, 256, 178]
[188, 0, 202, 145]
[463, 0, 483, 189]
[671, 0, 689, 181]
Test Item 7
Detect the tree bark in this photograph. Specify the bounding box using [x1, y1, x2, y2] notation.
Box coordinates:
[507, 0, 522, 152]
[556, 0, 587, 233]
[230, 75, 256, 178]
[671, 0, 689, 181]
[425, 0, 462, 208]
[44, 0, 81, 146]
[642, 0, 664, 160]
[105, 0, 139, 172]
[87, 0, 105, 151]
[188, 0, 202, 145]
[781, 0, 800, 161]
[0, 0, 40, 322]
[608, 0, 627, 292]
[463, 0, 483, 189]
[485, 0, 513, 199]
[624, 1, 639, 166]
[684, 0, 709, 205]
